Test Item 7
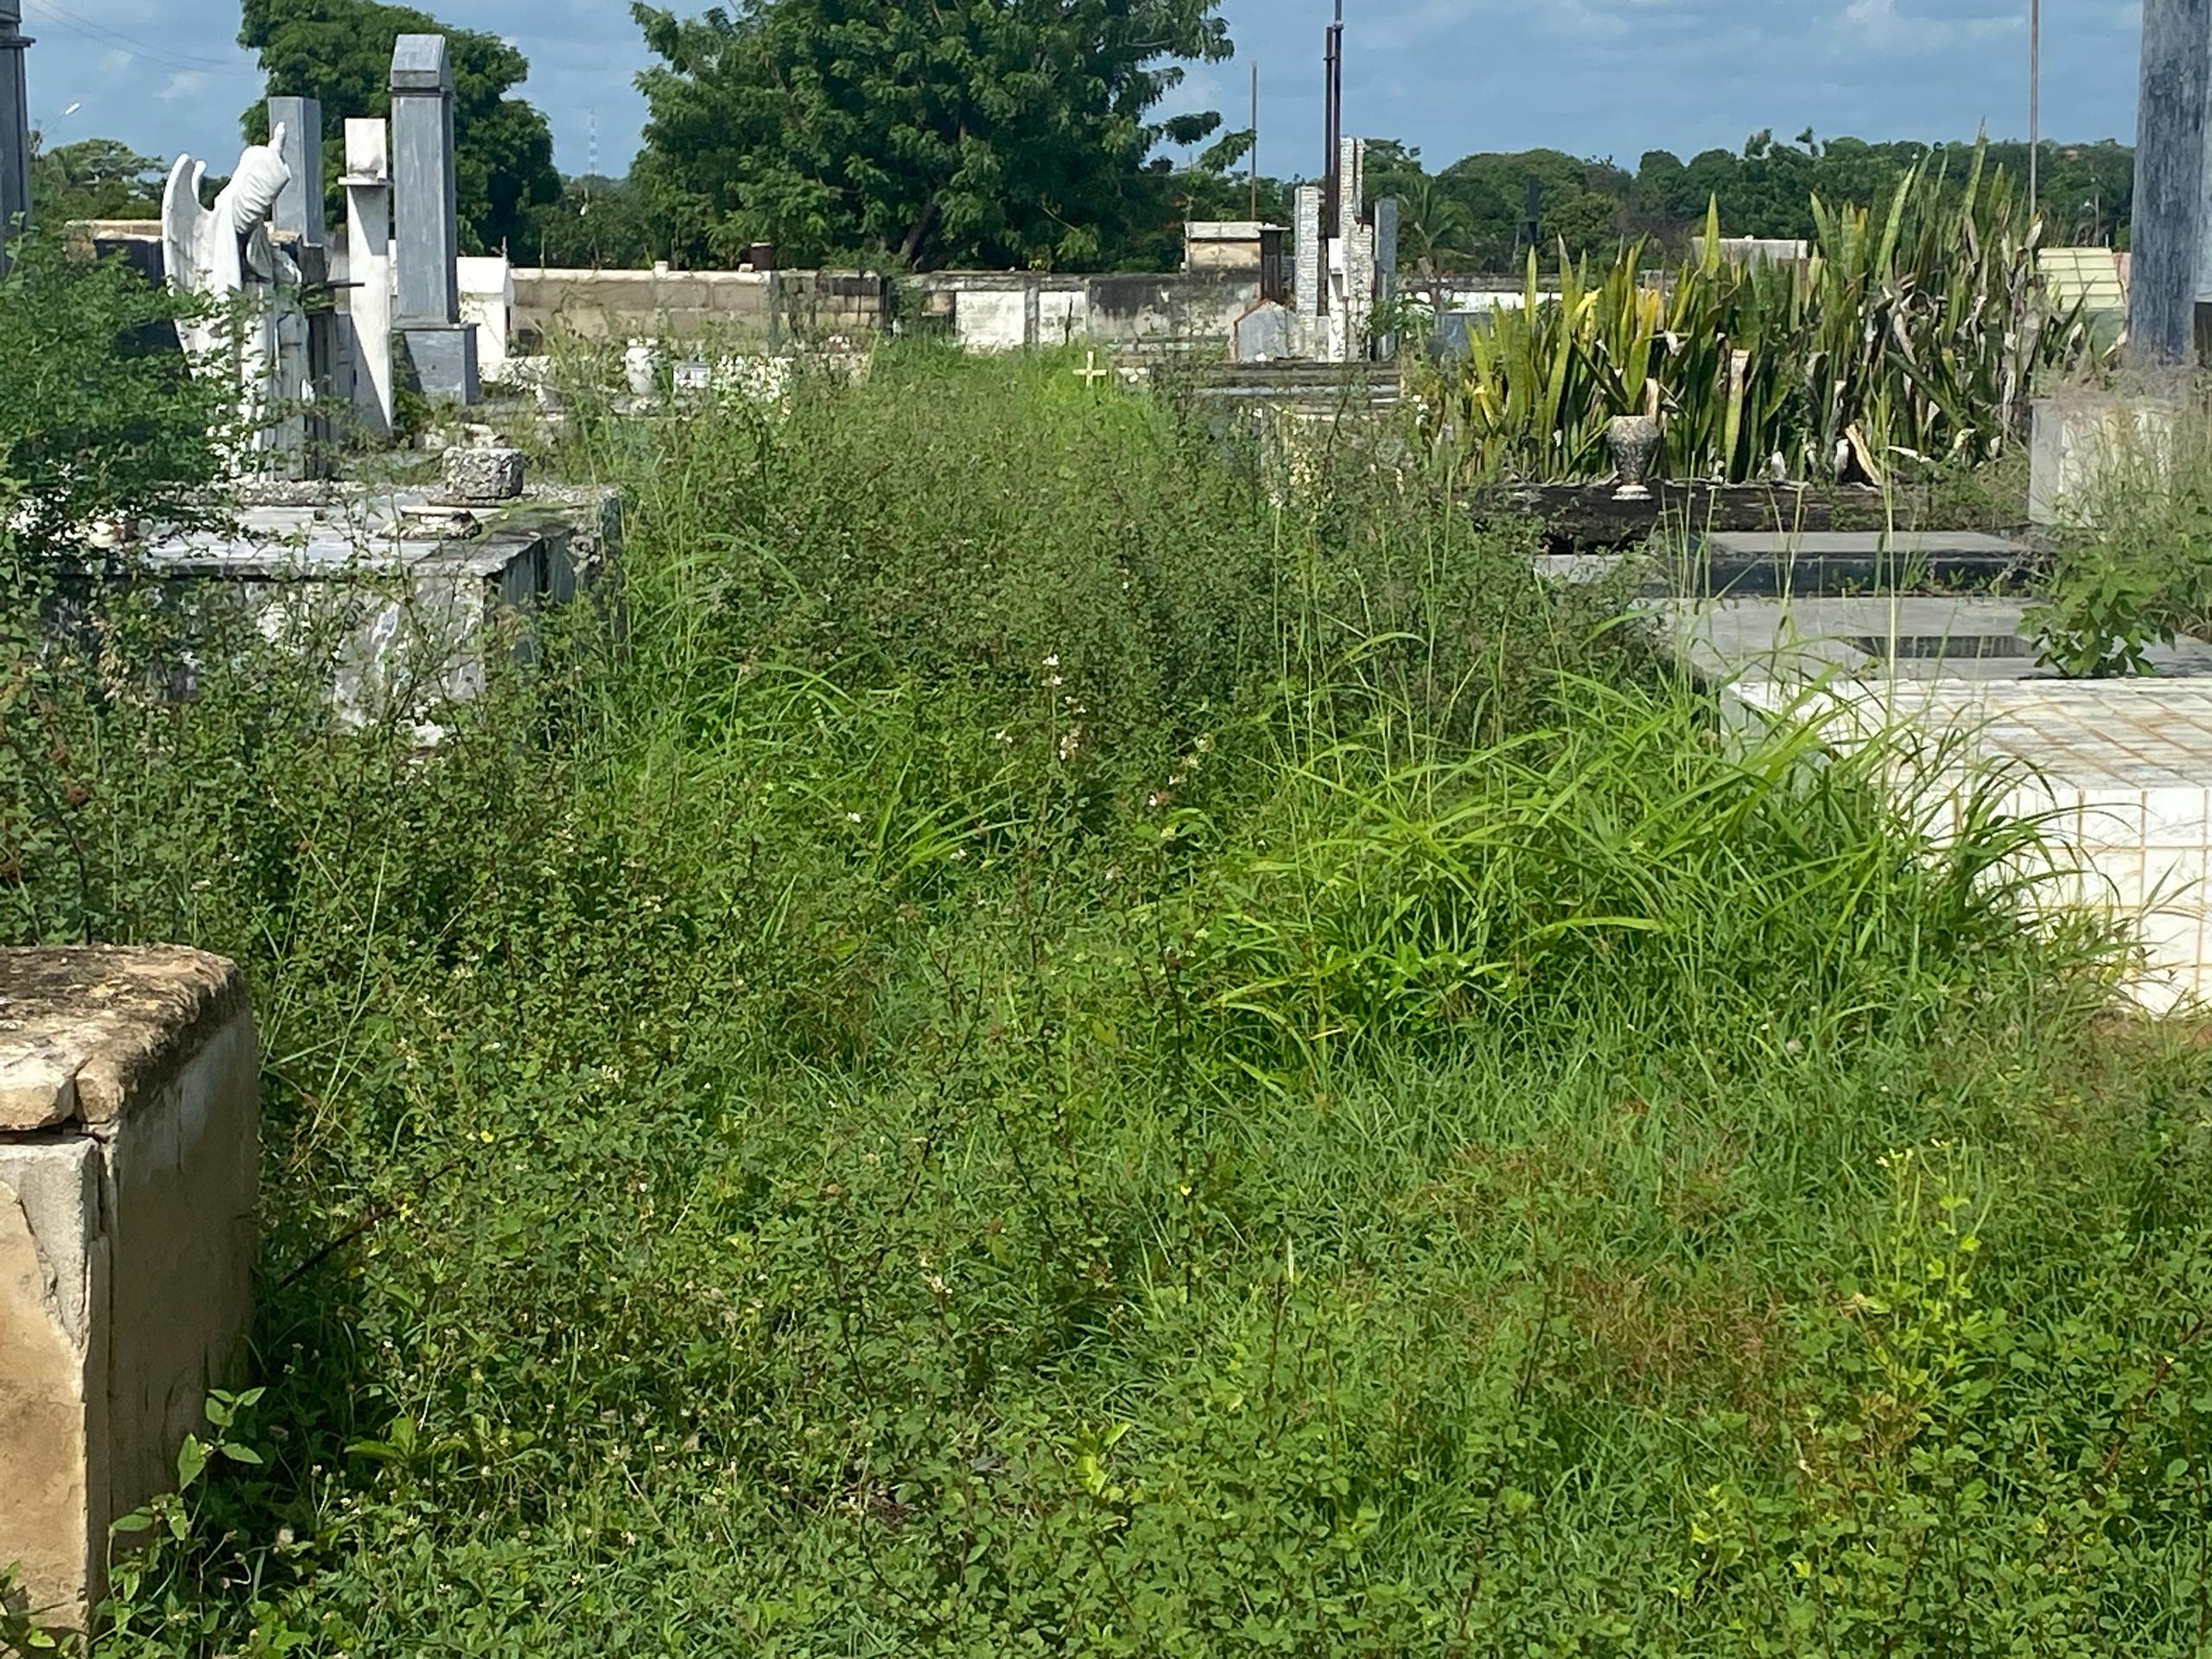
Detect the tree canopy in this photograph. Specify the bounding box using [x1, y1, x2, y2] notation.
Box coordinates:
[238, 0, 561, 256]
[629, 0, 1235, 270]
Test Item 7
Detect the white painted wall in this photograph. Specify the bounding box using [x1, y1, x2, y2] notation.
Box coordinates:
[458, 255, 514, 381]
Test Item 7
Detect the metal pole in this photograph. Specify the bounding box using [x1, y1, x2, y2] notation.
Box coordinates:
[1250, 61, 1259, 222]
[1322, 7, 1342, 239]
[2028, 0, 2041, 216]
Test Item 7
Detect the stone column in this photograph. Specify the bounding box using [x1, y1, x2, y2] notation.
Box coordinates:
[0, 0, 31, 273]
[2129, 0, 2212, 366]
[1293, 183, 1322, 355]
[390, 32, 478, 404]
[268, 96, 326, 250]
[344, 118, 395, 439]
[0, 947, 258, 1641]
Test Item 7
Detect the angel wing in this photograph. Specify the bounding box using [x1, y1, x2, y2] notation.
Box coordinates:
[161, 155, 212, 298]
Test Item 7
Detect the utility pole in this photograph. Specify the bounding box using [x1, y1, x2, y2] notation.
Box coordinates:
[2028, 0, 2041, 216]
[1249, 60, 1259, 222]
[1322, 0, 1343, 238]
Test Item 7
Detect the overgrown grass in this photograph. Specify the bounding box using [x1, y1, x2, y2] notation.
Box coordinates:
[7, 346, 2211, 1656]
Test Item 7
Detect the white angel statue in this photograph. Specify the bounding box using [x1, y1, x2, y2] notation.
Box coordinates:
[162, 125, 313, 466]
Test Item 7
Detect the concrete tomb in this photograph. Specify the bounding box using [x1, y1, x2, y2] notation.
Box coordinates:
[1232, 300, 1295, 365]
[2030, 393, 2183, 526]
[1286, 141, 1397, 363]
[0, 947, 258, 1637]
[54, 487, 626, 734]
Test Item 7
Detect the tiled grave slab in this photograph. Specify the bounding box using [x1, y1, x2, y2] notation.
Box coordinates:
[1702, 531, 2031, 559]
[1732, 678, 2212, 1012]
[1665, 594, 2212, 683]
[1683, 529, 2042, 599]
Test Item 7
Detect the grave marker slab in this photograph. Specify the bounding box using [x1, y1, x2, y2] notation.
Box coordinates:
[390, 34, 478, 404]
[268, 96, 325, 248]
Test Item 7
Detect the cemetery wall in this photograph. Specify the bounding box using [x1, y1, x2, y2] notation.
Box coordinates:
[512, 267, 1261, 353]
[512, 268, 893, 349]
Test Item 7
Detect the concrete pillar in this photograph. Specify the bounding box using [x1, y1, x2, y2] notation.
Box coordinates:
[2129, 0, 2212, 366]
[343, 118, 395, 439]
[1294, 183, 1322, 353]
[390, 33, 478, 404]
[268, 96, 325, 250]
[0, 0, 31, 272]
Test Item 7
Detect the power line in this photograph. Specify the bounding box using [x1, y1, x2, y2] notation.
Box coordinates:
[22, 0, 248, 75]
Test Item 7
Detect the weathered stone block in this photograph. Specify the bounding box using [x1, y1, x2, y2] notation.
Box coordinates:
[0, 947, 258, 1639]
[441, 445, 525, 504]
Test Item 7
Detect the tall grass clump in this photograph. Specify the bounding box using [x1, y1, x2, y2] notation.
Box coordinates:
[5, 346, 2209, 1656]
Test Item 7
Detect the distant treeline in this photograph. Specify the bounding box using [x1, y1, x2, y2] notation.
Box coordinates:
[526, 131, 2136, 275]
[1368, 132, 2137, 278]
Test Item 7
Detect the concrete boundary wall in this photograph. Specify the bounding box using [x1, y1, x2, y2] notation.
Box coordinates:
[511, 267, 1262, 353]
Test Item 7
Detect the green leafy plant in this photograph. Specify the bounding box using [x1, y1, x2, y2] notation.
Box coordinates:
[1421, 150, 2101, 485]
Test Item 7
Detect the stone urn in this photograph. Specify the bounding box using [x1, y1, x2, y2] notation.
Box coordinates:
[1606, 415, 1662, 500]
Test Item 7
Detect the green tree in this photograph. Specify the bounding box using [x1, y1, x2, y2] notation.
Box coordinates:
[1394, 175, 1472, 311]
[29, 137, 168, 224]
[630, 0, 1235, 270]
[238, 0, 560, 256]
[527, 175, 663, 270]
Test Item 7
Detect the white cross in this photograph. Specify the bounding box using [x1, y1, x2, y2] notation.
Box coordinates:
[1074, 352, 1110, 389]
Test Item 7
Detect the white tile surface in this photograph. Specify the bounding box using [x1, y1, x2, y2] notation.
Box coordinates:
[1733, 679, 2212, 1012]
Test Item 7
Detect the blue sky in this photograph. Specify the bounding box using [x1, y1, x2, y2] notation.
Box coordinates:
[16, 0, 2146, 178]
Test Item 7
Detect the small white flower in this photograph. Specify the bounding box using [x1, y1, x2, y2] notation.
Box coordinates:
[847, 812, 864, 824]
[1043, 654, 1061, 669]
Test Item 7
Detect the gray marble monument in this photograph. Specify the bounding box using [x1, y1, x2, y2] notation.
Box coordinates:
[390, 33, 478, 404]
[2129, 0, 2212, 365]
[268, 96, 326, 249]
[0, 0, 30, 271]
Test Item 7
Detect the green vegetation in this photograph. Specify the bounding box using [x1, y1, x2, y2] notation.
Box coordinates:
[1421, 158, 2101, 486]
[0, 234, 230, 563]
[2031, 404, 2212, 677]
[27, 139, 168, 226]
[7, 349, 2211, 1653]
[238, 0, 561, 256]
